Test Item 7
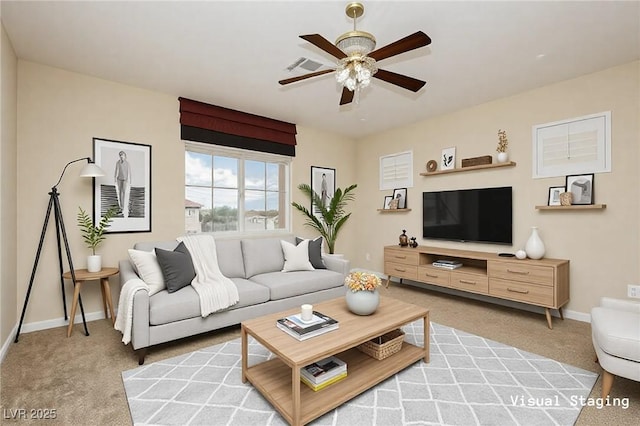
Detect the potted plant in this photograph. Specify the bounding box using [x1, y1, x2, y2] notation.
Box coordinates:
[77, 206, 116, 272]
[291, 183, 357, 254]
[496, 129, 509, 163]
[344, 271, 383, 315]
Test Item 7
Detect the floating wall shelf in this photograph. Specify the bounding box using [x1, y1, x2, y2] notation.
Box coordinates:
[377, 208, 412, 213]
[535, 204, 607, 210]
[420, 161, 516, 176]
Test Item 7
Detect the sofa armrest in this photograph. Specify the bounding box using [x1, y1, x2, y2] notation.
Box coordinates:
[322, 255, 350, 276]
[600, 297, 640, 313]
[118, 259, 150, 350]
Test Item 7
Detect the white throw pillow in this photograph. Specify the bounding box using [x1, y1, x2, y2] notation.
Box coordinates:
[128, 249, 166, 295]
[281, 240, 314, 272]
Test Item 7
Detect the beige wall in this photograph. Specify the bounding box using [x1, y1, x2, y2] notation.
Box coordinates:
[14, 61, 358, 328]
[1, 23, 18, 346]
[10, 57, 639, 332]
[353, 61, 640, 315]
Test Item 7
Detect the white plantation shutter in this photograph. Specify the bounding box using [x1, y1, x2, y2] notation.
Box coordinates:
[533, 112, 611, 178]
[380, 151, 413, 190]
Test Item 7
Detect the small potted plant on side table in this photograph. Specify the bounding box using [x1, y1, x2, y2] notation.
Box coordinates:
[77, 206, 116, 272]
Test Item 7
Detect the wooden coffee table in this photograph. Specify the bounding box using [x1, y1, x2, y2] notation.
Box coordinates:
[241, 296, 429, 426]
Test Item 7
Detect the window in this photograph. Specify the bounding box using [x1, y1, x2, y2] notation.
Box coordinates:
[380, 151, 413, 190]
[185, 142, 290, 235]
[532, 111, 611, 178]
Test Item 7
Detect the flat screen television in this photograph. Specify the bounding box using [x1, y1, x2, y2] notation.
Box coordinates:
[422, 186, 512, 244]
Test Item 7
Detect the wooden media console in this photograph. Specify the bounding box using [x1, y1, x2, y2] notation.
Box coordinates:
[384, 245, 570, 328]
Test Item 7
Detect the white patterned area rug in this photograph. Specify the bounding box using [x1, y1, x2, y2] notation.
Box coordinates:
[122, 321, 597, 425]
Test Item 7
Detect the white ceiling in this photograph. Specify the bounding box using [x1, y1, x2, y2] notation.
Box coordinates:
[2, 1, 639, 139]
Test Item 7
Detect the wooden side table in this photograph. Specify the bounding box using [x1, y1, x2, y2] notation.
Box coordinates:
[63, 267, 119, 337]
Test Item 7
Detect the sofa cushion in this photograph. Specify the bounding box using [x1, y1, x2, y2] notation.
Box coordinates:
[241, 236, 295, 278]
[149, 278, 270, 325]
[250, 270, 344, 300]
[281, 240, 314, 272]
[155, 242, 196, 293]
[215, 239, 246, 278]
[296, 236, 326, 269]
[128, 249, 166, 296]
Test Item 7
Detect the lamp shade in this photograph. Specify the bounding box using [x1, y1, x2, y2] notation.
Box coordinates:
[79, 162, 105, 178]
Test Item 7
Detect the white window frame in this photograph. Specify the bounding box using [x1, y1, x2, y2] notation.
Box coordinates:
[532, 111, 611, 178]
[380, 150, 413, 190]
[185, 141, 292, 237]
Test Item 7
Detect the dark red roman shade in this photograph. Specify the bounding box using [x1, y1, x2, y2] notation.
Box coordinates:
[179, 97, 297, 156]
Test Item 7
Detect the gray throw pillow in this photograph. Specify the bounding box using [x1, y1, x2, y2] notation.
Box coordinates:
[155, 241, 196, 293]
[295, 237, 326, 269]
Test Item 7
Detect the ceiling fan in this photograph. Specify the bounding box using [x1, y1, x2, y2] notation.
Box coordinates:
[279, 2, 431, 105]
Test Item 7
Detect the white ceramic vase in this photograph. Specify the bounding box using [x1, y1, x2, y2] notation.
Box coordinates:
[497, 152, 509, 163]
[345, 289, 380, 316]
[525, 227, 546, 260]
[87, 255, 102, 273]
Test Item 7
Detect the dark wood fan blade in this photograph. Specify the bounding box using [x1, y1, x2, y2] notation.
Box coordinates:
[369, 31, 431, 62]
[339, 87, 354, 105]
[279, 69, 335, 85]
[373, 68, 426, 92]
[300, 34, 347, 59]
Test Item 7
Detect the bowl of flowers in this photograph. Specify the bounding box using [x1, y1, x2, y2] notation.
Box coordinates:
[344, 271, 382, 315]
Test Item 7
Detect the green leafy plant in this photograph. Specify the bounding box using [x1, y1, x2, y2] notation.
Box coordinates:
[77, 206, 117, 255]
[291, 183, 357, 254]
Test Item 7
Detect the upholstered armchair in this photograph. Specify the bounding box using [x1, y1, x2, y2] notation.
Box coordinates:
[591, 297, 640, 397]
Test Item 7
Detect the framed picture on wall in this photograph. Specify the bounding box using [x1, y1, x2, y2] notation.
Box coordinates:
[93, 138, 152, 233]
[383, 195, 393, 209]
[565, 173, 594, 205]
[441, 147, 456, 170]
[392, 188, 408, 209]
[547, 186, 565, 206]
[310, 166, 335, 219]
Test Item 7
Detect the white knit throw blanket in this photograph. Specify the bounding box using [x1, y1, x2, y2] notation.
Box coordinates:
[114, 278, 148, 345]
[177, 234, 239, 317]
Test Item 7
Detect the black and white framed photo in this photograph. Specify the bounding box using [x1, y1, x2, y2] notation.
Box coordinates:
[566, 173, 594, 205]
[548, 186, 565, 206]
[383, 195, 393, 209]
[392, 188, 408, 209]
[93, 138, 151, 233]
[441, 147, 456, 170]
[310, 166, 335, 218]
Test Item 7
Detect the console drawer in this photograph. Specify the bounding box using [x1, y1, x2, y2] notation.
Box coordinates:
[489, 261, 554, 286]
[384, 250, 419, 266]
[385, 262, 418, 280]
[417, 266, 450, 286]
[489, 278, 554, 307]
[450, 271, 488, 294]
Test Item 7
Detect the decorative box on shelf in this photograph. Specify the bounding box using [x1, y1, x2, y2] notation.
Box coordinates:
[462, 155, 492, 168]
[357, 329, 405, 360]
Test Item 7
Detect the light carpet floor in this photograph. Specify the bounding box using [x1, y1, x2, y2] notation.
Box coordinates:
[122, 320, 597, 425]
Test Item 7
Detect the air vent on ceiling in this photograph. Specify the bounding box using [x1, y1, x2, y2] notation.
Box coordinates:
[286, 57, 325, 72]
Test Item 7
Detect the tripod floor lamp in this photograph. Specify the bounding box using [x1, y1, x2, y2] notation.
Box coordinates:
[15, 157, 105, 343]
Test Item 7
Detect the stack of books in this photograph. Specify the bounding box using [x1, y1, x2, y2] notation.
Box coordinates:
[432, 259, 463, 269]
[276, 311, 339, 341]
[300, 356, 347, 391]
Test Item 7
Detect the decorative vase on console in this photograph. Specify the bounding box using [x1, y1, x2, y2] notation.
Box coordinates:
[344, 272, 382, 315]
[525, 226, 546, 260]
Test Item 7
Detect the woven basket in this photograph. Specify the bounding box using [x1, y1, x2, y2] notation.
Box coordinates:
[357, 329, 405, 360]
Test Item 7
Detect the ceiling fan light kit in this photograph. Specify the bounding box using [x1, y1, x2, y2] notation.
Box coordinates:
[279, 2, 432, 106]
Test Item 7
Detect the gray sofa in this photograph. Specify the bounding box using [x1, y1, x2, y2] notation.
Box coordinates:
[119, 235, 350, 364]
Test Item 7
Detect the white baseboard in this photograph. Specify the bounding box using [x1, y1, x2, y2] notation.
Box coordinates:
[19, 309, 111, 334]
[1, 324, 18, 364]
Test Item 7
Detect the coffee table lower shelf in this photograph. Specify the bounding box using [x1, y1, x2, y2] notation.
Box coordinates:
[245, 342, 425, 425]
